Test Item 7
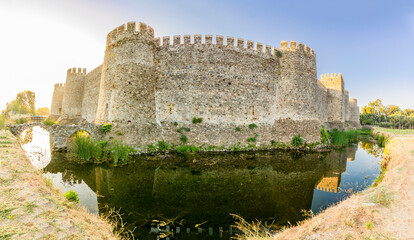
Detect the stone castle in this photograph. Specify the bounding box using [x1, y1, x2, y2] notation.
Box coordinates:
[50, 21, 360, 147]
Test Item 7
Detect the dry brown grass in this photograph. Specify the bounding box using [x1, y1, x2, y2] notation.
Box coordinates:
[0, 130, 120, 240]
[235, 130, 414, 240]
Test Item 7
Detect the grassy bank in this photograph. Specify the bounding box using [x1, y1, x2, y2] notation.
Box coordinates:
[234, 129, 414, 239]
[0, 130, 119, 239]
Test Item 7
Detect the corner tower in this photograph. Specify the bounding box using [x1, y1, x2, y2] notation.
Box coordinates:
[50, 83, 65, 120]
[61, 67, 86, 123]
[96, 21, 158, 124]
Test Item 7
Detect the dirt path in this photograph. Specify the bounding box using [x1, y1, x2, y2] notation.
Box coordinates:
[0, 130, 117, 240]
[269, 131, 414, 240]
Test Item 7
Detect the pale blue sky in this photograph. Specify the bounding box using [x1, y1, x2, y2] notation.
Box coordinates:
[0, 0, 413, 110]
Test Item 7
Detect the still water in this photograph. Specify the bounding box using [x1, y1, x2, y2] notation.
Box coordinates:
[21, 127, 383, 239]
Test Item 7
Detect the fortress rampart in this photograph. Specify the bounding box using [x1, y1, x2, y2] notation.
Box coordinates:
[51, 21, 360, 147]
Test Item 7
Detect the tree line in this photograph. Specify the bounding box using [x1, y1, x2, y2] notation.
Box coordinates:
[360, 99, 414, 129]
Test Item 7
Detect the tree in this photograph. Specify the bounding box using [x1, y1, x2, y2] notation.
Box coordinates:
[403, 108, 414, 117]
[361, 99, 385, 123]
[384, 105, 401, 116]
[4, 90, 36, 115]
[36, 107, 50, 116]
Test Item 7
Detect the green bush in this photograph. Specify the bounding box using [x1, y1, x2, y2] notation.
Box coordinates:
[320, 126, 330, 144]
[180, 134, 188, 144]
[378, 122, 390, 128]
[157, 140, 170, 151]
[43, 119, 56, 126]
[235, 127, 241, 132]
[291, 135, 304, 147]
[15, 118, 28, 124]
[177, 127, 191, 133]
[276, 51, 282, 57]
[192, 117, 203, 124]
[271, 140, 276, 146]
[147, 143, 156, 152]
[64, 190, 79, 203]
[246, 137, 256, 143]
[248, 123, 257, 129]
[100, 123, 112, 133]
[362, 119, 374, 125]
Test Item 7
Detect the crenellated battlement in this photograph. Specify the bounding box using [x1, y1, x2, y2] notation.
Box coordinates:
[320, 73, 344, 91]
[54, 83, 64, 88]
[67, 67, 87, 75]
[279, 41, 316, 56]
[154, 34, 316, 58]
[106, 21, 155, 47]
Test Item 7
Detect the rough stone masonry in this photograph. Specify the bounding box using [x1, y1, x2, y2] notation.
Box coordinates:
[50, 21, 360, 148]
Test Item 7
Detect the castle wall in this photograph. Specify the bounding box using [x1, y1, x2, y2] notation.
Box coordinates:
[81, 65, 102, 123]
[61, 68, 86, 123]
[315, 81, 328, 123]
[156, 35, 279, 125]
[50, 83, 64, 120]
[344, 90, 350, 121]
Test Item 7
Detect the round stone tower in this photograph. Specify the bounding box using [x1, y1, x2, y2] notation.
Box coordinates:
[50, 83, 65, 120]
[61, 67, 86, 123]
[96, 21, 157, 124]
[272, 41, 320, 142]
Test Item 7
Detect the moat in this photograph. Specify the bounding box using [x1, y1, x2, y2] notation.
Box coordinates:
[21, 127, 383, 239]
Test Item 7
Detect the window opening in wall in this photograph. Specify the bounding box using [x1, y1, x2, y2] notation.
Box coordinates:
[252, 106, 255, 116]
[169, 103, 173, 114]
[59, 108, 62, 114]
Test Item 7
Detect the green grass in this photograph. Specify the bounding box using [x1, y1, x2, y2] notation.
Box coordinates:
[72, 132, 104, 162]
[376, 134, 389, 147]
[375, 127, 414, 135]
[366, 221, 373, 230]
[175, 145, 200, 153]
[320, 126, 329, 143]
[0, 141, 12, 144]
[110, 140, 136, 165]
[24, 202, 37, 213]
[157, 140, 170, 151]
[0, 136, 8, 139]
[64, 190, 79, 203]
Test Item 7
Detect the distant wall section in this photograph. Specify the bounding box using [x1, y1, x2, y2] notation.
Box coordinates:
[82, 65, 102, 123]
